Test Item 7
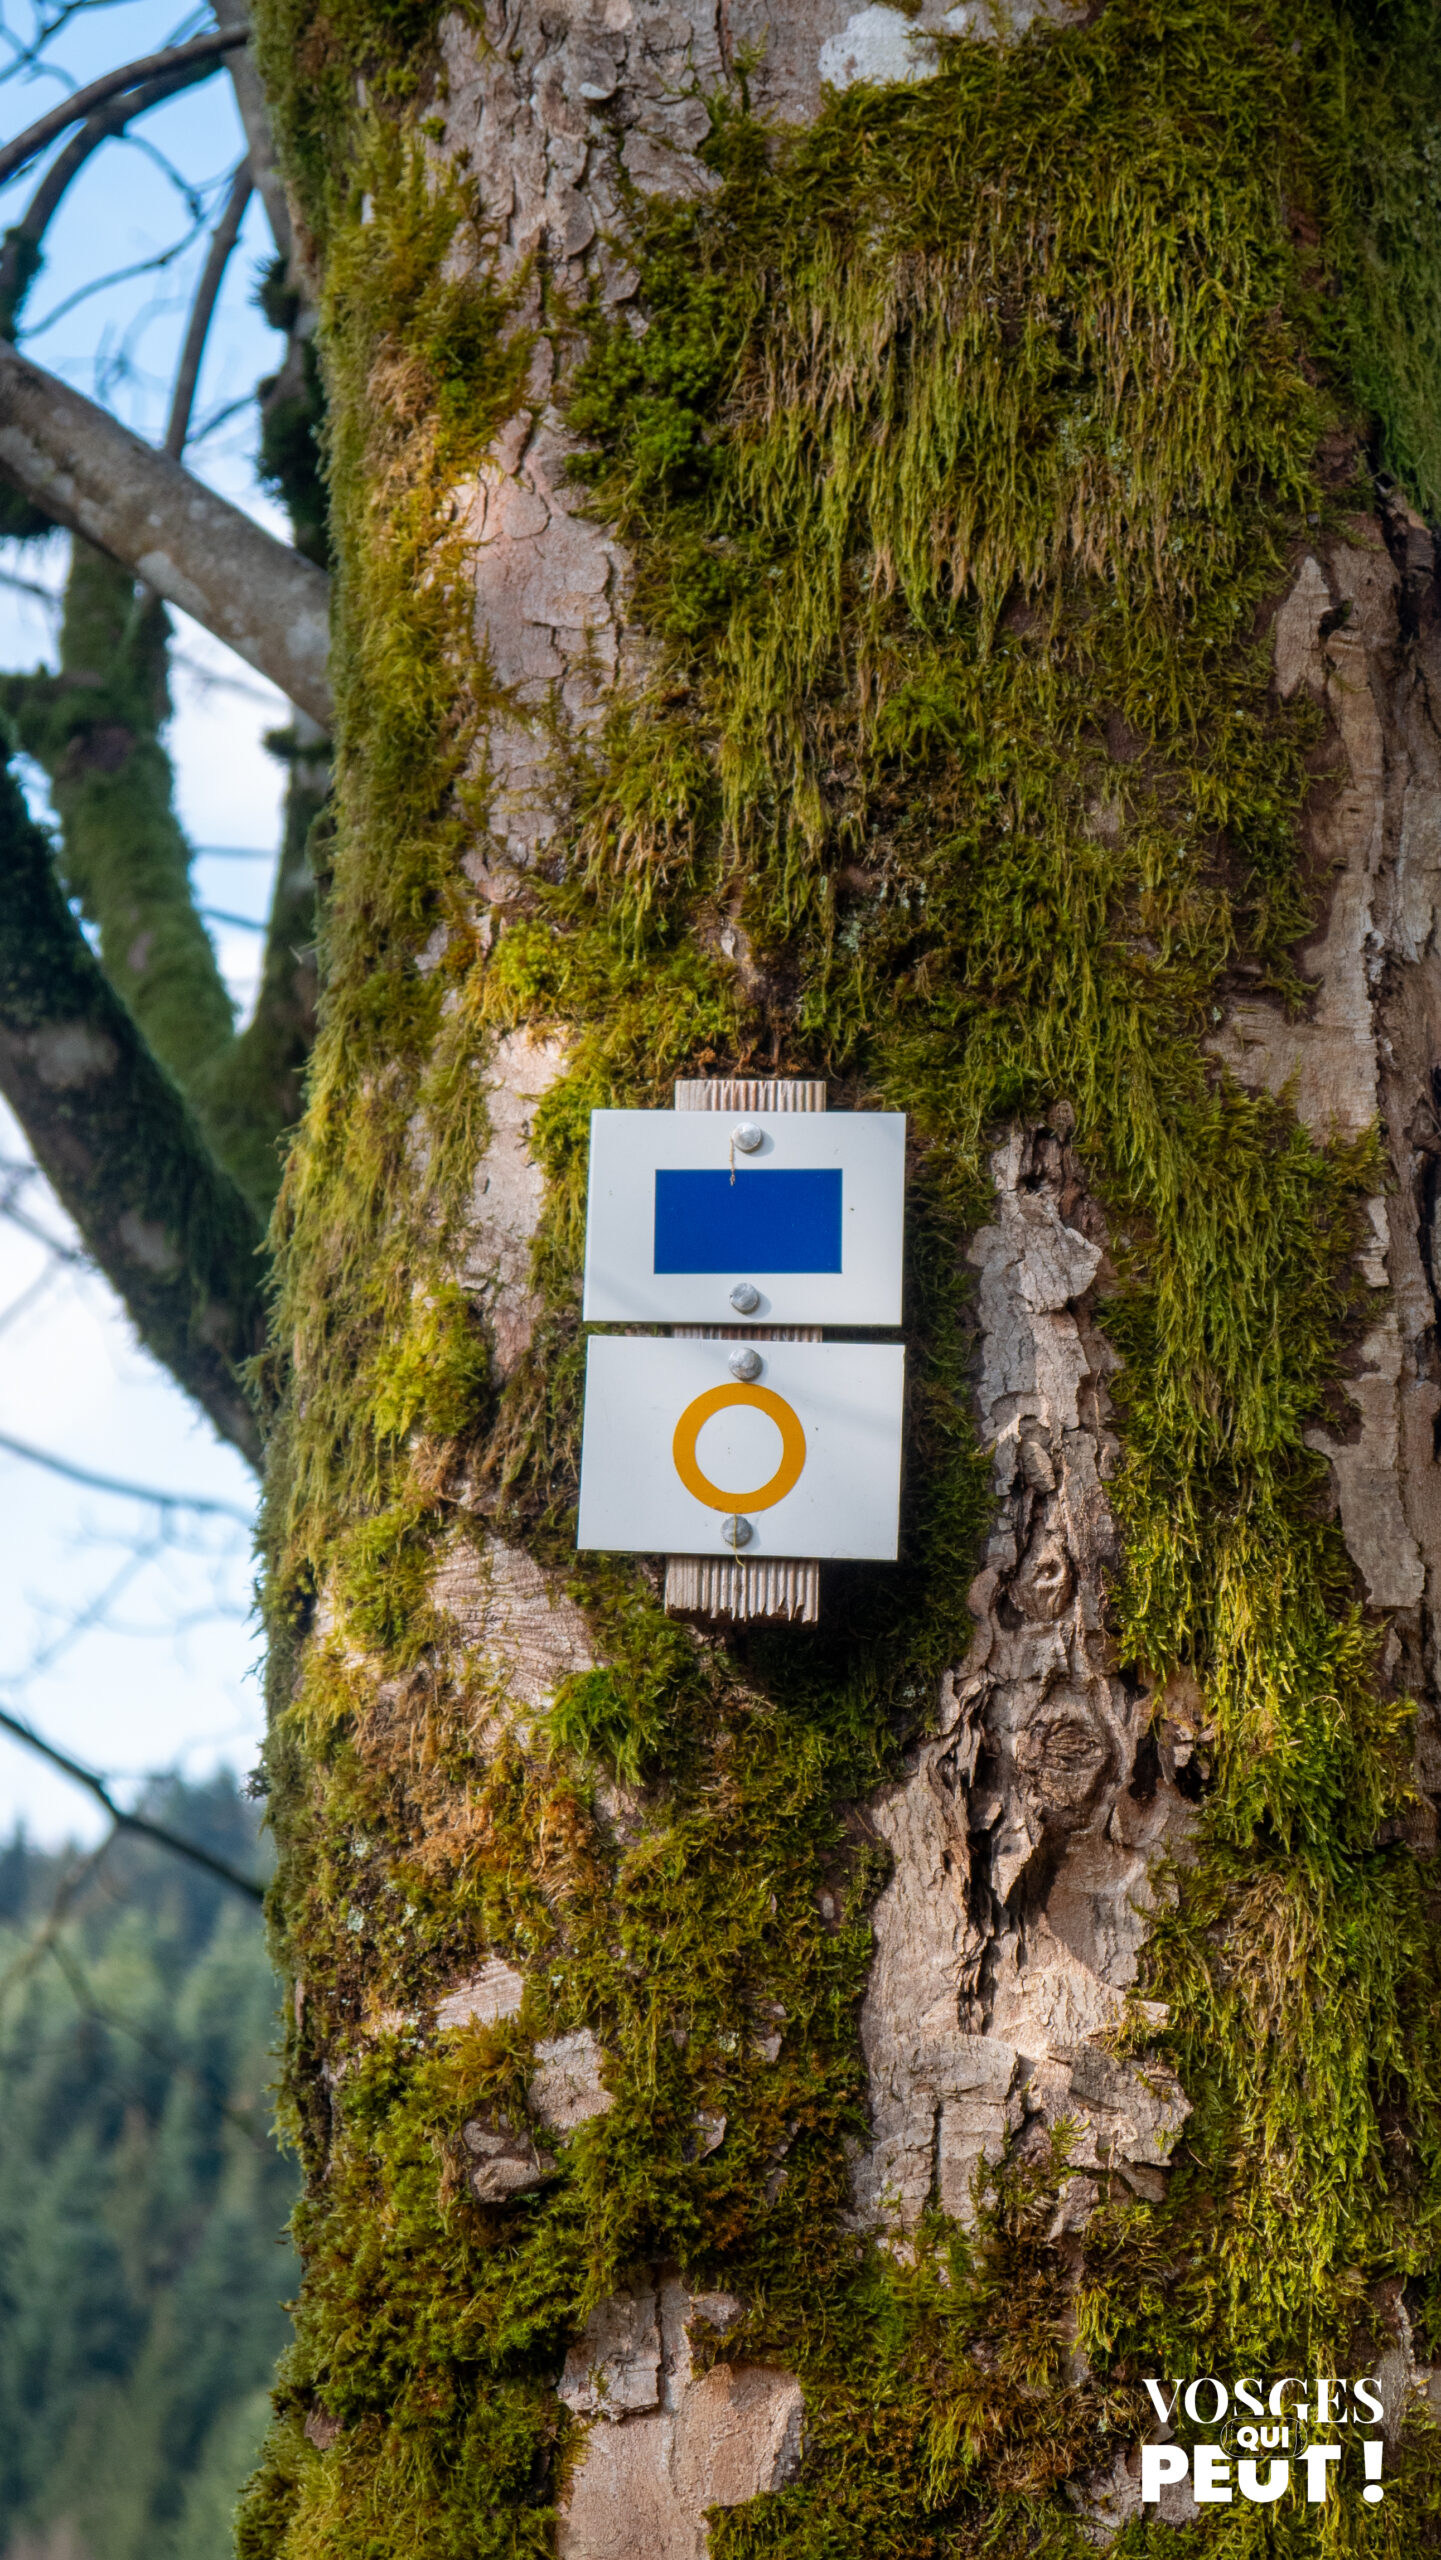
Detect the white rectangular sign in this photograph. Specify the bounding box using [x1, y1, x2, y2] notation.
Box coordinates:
[582, 1109, 905, 1327]
[576, 1337, 905, 1560]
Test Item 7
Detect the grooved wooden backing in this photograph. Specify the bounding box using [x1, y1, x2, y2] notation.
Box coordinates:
[665, 1076, 824, 1626]
[674, 1078, 826, 1113]
[664, 1555, 819, 1625]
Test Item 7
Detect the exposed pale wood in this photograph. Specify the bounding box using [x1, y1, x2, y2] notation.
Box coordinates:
[665, 1077, 824, 1626]
[671, 1325, 820, 1341]
[675, 1078, 825, 1112]
[663, 1553, 819, 1624]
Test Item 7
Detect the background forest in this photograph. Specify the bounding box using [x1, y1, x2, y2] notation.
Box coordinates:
[0, 1776, 295, 2560]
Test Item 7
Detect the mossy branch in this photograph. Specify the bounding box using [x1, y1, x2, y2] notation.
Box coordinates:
[3, 547, 322, 1219]
[3, 547, 238, 1082]
[0, 758, 266, 1464]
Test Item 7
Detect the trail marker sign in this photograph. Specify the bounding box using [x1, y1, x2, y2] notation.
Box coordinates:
[582, 1108, 905, 1327]
[576, 1338, 905, 1560]
[576, 1087, 907, 1601]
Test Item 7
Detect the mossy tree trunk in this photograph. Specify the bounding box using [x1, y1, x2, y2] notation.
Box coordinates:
[242, 2, 1441, 2551]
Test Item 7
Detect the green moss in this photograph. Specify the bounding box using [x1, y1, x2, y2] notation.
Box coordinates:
[3, 545, 237, 1086]
[200, 738, 325, 1215]
[247, 0, 1441, 2552]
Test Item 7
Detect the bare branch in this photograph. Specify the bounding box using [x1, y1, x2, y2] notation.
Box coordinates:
[0, 1263, 59, 1335]
[0, 759, 267, 1461]
[201, 905, 265, 930]
[0, 1702, 264, 1902]
[0, 1426, 253, 1519]
[0, 340, 331, 723]
[165, 157, 251, 457]
[0, 55, 236, 332]
[0, 1830, 115, 2013]
[0, 0, 152, 92]
[20, 207, 210, 341]
[186, 388, 253, 444]
[0, 1190, 87, 1263]
[0, 562, 58, 605]
[0, 29, 247, 191]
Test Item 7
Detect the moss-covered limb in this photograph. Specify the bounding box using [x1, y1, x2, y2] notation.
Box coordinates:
[0, 756, 265, 1460]
[3, 544, 237, 1081]
[2, 545, 329, 1219]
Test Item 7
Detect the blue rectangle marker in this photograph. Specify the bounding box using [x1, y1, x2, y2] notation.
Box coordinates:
[653, 1168, 843, 1274]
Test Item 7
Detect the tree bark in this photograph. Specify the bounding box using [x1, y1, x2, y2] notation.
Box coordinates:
[0, 342, 330, 723]
[240, 2, 1441, 2551]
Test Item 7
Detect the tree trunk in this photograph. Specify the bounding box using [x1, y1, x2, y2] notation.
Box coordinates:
[241, 2, 1441, 2552]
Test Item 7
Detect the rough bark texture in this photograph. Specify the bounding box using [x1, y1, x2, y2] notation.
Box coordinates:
[1215, 505, 1441, 1684]
[0, 342, 331, 722]
[852, 1125, 1191, 2236]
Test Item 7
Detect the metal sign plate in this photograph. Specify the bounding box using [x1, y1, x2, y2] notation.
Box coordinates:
[582, 1109, 906, 1325]
[576, 1337, 905, 1560]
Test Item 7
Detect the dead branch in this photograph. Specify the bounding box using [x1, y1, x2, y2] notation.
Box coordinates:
[0, 1426, 253, 1520]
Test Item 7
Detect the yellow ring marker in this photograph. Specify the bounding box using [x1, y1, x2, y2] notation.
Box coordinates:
[672, 1384, 807, 1514]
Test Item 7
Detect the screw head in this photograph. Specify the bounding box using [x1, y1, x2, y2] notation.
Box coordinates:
[729, 1281, 761, 1314]
[732, 1122, 765, 1153]
[728, 1347, 763, 1382]
[720, 1515, 753, 1549]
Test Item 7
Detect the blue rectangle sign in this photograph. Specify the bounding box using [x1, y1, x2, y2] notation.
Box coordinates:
[653, 1168, 843, 1274]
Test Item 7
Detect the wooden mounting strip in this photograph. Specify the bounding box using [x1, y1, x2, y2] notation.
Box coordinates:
[663, 1077, 823, 1628]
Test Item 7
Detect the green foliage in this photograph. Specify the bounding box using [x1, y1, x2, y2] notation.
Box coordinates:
[248, 0, 1441, 2552]
[0, 1780, 296, 2560]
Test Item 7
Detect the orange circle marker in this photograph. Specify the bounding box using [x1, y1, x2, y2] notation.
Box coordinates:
[671, 1384, 807, 1514]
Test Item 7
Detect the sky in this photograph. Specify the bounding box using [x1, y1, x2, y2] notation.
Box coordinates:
[0, 0, 296, 1841]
